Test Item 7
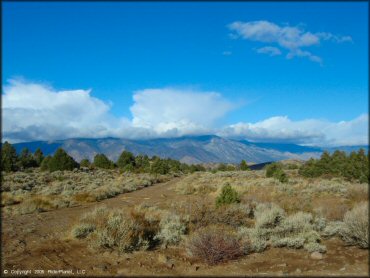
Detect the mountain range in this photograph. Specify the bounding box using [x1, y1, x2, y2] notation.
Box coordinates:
[12, 135, 368, 164]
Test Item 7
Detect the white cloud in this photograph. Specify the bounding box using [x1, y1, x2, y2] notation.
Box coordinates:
[2, 79, 367, 147]
[2, 79, 134, 142]
[220, 114, 368, 146]
[228, 20, 352, 63]
[222, 51, 232, 56]
[130, 88, 235, 135]
[256, 46, 282, 56]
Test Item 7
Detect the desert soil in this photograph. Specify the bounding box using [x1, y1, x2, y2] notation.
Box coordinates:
[1, 177, 368, 277]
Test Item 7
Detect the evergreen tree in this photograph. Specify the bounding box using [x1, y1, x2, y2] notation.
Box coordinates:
[1, 141, 19, 172]
[80, 158, 91, 168]
[265, 162, 283, 178]
[33, 148, 44, 166]
[48, 148, 79, 172]
[239, 160, 250, 171]
[135, 155, 150, 172]
[18, 148, 37, 169]
[117, 150, 136, 170]
[93, 154, 114, 169]
[40, 156, 52, 171]
[215, 183, 240, 208]
[150, 157, 170, 174]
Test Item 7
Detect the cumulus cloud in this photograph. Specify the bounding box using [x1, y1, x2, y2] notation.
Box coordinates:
[2, 79, 367, 147]
[2, 80, 235, 142]
[130, 88, 235, 135]
[220, 114, 368, 146]
[228, 20, 352, 63]
[2, 79, 134, 142]
[256, 46, 282, 56]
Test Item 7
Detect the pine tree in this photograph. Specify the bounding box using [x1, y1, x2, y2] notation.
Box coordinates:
[93, 154, 114, 169]
[1, 141, 19, 172]
[239, 160, 250, 171]
[117, 150, 136, 170]
[33, 148, 44, 166]
[48, 148, 79, 172]
[18, 148, 37, 169]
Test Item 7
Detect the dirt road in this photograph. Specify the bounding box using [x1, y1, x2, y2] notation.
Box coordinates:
[1, 177, 368, 276]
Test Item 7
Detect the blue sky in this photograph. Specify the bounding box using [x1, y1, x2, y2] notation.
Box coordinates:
[2, 1, 369, 146]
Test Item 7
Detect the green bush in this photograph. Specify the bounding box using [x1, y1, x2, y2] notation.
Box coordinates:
[47, 148, 79, 172]
[265, 163, 283, 178]
[215, 184, 240, 208]
[340, 202, 368, 248]
[40, 156, 52, 171]
[1, 141, 19, 172]
[93, 154, 114, 169]
[274, 168, 289, 183]
[79, 158, 91, 168]
[299, 149, 369, 182]
[239, 160, 250, 171]
[117, 151, 136, 170]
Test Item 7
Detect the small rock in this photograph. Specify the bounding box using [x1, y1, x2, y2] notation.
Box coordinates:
[310, 252, 323, 260]
[138, 262, 143, 267]
[295, 268, 302, 273]
[340, 267, 346, 271]
[157, 254, 170, 264]
[166, 263, 175, 269]
[102, 251, 110, 257]
[277, 263, 287, 267]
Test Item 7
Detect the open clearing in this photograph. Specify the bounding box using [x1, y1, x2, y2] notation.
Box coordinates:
[1, 170, 368, 277]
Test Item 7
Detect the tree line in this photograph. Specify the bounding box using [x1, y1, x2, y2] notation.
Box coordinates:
[298, 149, 369, 183]
[0, 142, 250, 174]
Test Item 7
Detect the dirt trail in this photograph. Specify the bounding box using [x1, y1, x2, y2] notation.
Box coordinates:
[1, 177, 369, 277]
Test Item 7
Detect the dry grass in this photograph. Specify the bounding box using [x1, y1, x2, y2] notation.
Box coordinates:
[2, 169, 175, 214]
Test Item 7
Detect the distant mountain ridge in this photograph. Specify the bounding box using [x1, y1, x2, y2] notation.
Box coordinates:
[11, 135, 368, 164]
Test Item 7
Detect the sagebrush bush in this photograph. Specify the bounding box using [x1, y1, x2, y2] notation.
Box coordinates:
[72, 223, 95, 239]
[254, 203, 285, 229]
[340, 202, 369, 248]
[187, 225, 243, 265]
[154, 213, 187, 246]
[215, 183, 240, 208]
[76, 207, 160, 253]
[238, 204, 327, 254]
[322, 221, 345, 238]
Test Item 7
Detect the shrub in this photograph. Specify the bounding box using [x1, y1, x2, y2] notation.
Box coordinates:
[79, 158, 91, 168]
[274, 169, 289, 183]
[93, 154, 114, 169]
[18, 196, 56, 214]
[33, 148, 44, 166]
[265, 163, 283, 178]
[187, 225, 243, 265]
[322, 221, 345, 238]
[48, 148, 79, 172]
[215, 184, 240, 208]
[238, 227, 268, 253]
[340, 202, 368, 248]
[154, 213, 187, 246]
[1, 141, 19, 172]
[117, 151, 136, 170]
[254, 203, 285, 229]
[40, 156, 52, 171]
[72, 223, 95, 239]
[214, 203, 253, 228]
[78, 207, 160, 253]
[239, 160, 250, 171]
